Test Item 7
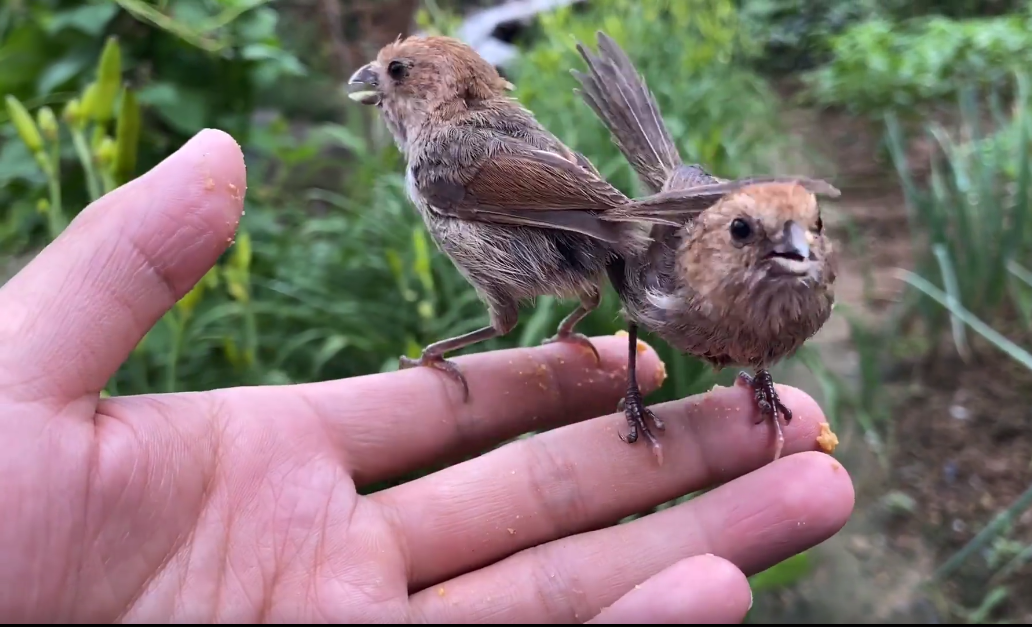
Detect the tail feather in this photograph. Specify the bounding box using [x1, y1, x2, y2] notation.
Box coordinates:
[608, 176, 844, 225]
[573, 31, 682, 195]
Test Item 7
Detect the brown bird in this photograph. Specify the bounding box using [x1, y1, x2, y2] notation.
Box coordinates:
[572, 32, 841, 463]
[345, 35, 657, 401]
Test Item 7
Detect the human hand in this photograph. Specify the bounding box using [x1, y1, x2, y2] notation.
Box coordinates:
[0, 129, 854, 623]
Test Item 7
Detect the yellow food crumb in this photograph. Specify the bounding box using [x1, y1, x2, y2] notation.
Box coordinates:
[655, 359, 668, 386]
[437, 587, 446, 597]
[817, 422, 839, 454]
[635, 339, 648, 354]
[615, 329, 629, 338]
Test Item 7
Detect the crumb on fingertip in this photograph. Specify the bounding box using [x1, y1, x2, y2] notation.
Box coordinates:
[817, 422, 839, 454]
[655, 358, 667, 386]
[615, 329, 629, 338]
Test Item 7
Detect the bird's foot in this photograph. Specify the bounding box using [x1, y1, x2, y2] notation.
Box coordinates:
[541, 330, 601, 366]
[737, 369, 791, 462]
[618, 385, 665, 465]
[399, 353, 470, 402]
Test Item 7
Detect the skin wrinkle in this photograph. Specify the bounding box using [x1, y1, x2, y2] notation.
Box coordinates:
[298, 387, 355, 475]
[371, 498, 413, 589]
[523, 435, 594, 541]
[309, 480, 340, 622]
[281, 460, 334, 612]
[114, 396, 223, 622]
[212, 447, 235, 624]
[446, 350, 565, 461]
[526, 545, 581, 623]
[342, 340, 651, 489]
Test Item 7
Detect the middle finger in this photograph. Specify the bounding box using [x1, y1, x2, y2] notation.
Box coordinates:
[372, 382, 833, 589]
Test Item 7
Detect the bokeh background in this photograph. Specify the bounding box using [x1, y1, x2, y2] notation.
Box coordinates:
[3, 0, 1032, 622]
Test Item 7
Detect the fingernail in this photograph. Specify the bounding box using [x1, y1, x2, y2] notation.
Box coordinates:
[748, 584, 754, 611]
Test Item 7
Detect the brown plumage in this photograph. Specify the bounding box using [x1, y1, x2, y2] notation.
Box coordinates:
[573, 32, 841, 463]
[346, 35, 656, 400]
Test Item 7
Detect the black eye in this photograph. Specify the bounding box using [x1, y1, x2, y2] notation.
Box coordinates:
[815, 215, 824, 233]
[729, 218, 752, 241]
[387, 60, 407, 81]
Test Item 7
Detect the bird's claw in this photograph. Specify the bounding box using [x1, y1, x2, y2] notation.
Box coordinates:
[541, 331, 601, 365]
[737, 369, 791, 461]
[619, 386, 665, 465]
[399, 353, 470, 402]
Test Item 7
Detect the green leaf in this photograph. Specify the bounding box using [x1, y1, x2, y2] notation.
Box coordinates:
[136, 82, 208, 134]
[91, 36, 123, 122]
[235, 7, 278, 41]
[114, 87, 141, 185]
[0, 136, 45, 186]
[36, 53, 92, 96]
[44, 3, 120, 36]
[748, 552, 812, 592]
[311, 335, 349, 379]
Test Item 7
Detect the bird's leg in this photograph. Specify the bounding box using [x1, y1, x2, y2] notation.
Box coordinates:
[400, 301, 518, 403]
[736, 369, 792, 462]
[617, 322, 665, 464]
[541, 288, 601, 365]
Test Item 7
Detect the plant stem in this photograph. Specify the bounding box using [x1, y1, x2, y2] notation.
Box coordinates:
[244, 302, 260, 372]
[38, 140, 66, 239]
[934, 480, 1032, 582]
[71, 128, 102, 201]
[166, 315, 183, 393]
[44, 167, 65, 239]
[100, 169, 117, 195]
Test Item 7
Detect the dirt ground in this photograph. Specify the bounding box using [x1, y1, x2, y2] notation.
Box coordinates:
[756, 96, 1032, 623]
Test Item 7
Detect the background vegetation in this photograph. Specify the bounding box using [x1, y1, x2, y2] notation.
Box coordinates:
[3, 0, 1032, 622]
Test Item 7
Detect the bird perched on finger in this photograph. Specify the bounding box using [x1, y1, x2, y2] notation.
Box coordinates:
[572, 31, 842, 464]
[345, 34, 656, 401]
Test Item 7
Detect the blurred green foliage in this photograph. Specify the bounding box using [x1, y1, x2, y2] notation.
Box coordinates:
[738, 0, 880, 75]
[803, 8, 1032, 116]
[511, 0, 792, 193]
[887, 81, 1032, 336]
[0, 0, 306, 249]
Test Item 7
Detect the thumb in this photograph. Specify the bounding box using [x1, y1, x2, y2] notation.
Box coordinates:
[0, 128, 246, 405]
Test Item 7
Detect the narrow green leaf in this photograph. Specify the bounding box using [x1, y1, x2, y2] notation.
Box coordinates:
[92, 36, 122, 122]
[113, 87, 140, 185]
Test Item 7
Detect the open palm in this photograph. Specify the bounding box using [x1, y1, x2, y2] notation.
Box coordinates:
[0, 130, 853, 623]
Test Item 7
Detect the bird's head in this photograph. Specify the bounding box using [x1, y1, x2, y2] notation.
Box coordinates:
[678, 181, 838, 314]
[347, 35, 514, 148]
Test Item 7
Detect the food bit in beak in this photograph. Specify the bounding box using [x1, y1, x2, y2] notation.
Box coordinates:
[347, 64, 381, 105]
[767, 220, 810, 262]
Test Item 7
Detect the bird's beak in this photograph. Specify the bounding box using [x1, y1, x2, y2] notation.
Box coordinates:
[771, 220, 810, 260]
[347, 64, 381, 105]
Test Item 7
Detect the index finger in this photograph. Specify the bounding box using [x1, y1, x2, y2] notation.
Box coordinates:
[248, 335, 665, 487]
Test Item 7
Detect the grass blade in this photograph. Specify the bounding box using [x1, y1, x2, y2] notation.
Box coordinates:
[932, 244, 971, 362]
[897, 270, 1032, 370]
